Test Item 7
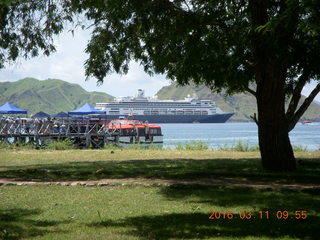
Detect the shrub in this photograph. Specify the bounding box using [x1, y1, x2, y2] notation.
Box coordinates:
[0, 141, 11, 149]
[233, 140, 250, 152]
[185, 141, 209, 150]
[0, 140, 35, 150]
[217, 140, 259, 152]
[174, 141, 209, 151]
[45, 139, 73, 150]
[292, 145, 308, 152]
[147, 144, 163, 150]
[104, 143, 121, 150]
[174, 143, 185, 150]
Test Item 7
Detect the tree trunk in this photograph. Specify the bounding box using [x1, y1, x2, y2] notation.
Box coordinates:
[249, 0, 297, 171]
[256, 65, 296, 171]
[257, 113, 296, 171]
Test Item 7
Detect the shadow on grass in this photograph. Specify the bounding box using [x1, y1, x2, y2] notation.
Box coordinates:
[160, 185, 320, 208]
[1, 158, 320, 184]
[0, 208, 68, 240]
[87, 186, 320, 239]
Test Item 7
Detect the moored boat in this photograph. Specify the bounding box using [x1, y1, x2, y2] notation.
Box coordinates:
[96, 89, 234, 123]
[107, 119, 163, 146]
[301, 120, 312, 124]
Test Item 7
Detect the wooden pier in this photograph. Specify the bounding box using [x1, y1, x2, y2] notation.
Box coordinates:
[0, 119, 123, 148]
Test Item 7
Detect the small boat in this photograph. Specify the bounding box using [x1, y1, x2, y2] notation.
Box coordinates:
[302, 120, 312, 124]
[107, 119, 163, 146]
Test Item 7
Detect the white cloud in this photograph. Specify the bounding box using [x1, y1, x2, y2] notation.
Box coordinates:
[0, 28, 170, 97]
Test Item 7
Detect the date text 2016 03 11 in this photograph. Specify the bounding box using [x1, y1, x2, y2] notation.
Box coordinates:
[208, 210, 308, 220]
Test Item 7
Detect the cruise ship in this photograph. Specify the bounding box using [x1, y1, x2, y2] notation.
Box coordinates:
[95, 89, 234, 123]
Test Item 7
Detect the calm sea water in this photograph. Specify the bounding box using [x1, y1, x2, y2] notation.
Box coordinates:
[159, 122, 320, 151]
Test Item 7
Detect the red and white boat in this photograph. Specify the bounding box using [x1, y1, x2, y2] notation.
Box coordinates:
[107, 119, 163, 146]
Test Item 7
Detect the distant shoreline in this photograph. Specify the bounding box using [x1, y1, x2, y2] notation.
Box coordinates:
[228, 119, 320, 123]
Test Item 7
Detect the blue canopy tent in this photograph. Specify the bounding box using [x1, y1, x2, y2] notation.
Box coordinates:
[0, 102, 27, 114]
[32, 111, 50, 118]
[68, 103, 106, 115]
[52, 112, 69, 118]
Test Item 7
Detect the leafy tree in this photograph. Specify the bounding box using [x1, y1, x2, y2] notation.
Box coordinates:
[71, 0, 320, 171]
[0, 0, 71, 69]
[2, 0, 319, 171]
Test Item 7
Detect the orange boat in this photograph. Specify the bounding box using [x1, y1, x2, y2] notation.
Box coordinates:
[107, 119, 163, 145]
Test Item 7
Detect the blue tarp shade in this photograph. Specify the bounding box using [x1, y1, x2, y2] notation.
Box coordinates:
[53, 112, 69, 118]
[68, 103, 105, 115]
[32, 111, 50, 118]
[0, 102, 27, 114]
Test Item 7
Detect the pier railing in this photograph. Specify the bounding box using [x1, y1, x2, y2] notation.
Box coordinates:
[0, 119, 123, 148]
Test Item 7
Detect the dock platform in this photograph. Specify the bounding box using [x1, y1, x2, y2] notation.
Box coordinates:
[0, 119, 123, 148]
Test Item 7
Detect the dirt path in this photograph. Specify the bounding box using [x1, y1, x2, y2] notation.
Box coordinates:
[1, 177, 320, 189]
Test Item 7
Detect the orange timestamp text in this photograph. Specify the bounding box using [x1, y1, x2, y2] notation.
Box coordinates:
[208, 210, 308, 220]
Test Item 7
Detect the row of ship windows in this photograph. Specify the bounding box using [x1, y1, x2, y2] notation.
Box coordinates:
[108, 111, 210, 115]
[109, 108, 216, 111]
[116, 102, 205, 105]
[102, 104, 214, 107]
[118, 101, 212, 104]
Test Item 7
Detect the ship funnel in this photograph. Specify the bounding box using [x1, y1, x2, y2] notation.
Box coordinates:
[137, 89, 145, 99]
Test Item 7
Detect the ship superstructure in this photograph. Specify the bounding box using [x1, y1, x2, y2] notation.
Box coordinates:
[95, 89, 234, 123]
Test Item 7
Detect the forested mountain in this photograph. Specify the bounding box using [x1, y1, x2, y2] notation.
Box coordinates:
[0, 78, 114, 115]
[156, 83, 320, 121]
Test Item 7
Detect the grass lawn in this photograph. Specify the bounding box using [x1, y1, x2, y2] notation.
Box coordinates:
[0, 149, 320, 239]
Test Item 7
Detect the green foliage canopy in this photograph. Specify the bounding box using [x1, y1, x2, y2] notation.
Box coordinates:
[70, 0, 320, 170]
[71, 0, 320, 95]
[0, 0, 71, 68]
[1, 0, 320, 170]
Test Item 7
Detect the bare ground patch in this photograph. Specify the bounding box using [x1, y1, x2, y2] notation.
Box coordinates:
[1, 177, 320, 190]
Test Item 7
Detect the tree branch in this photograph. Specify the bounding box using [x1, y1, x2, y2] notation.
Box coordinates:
[245, 86, 256, 96]
[250, 112, 259, 125]
[288, 83, 320, 131]
[163, 0, 229, 30]
[286, 72, 309, 120]
[183, 0, 191, 12]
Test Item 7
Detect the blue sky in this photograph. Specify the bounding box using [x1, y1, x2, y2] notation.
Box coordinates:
[0, 28, 319, 101]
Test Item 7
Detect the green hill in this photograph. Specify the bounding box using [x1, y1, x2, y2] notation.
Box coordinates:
[156, 83, 320, 121]
[0, 78, 114, 115]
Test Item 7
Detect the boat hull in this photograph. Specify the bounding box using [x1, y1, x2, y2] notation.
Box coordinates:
[104, 113, 234, 123]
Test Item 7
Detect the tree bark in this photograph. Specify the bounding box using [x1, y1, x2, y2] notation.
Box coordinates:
[257, 112, 296, 171]
[250, 0, 296, 171]
[255, 63, 296, 171]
